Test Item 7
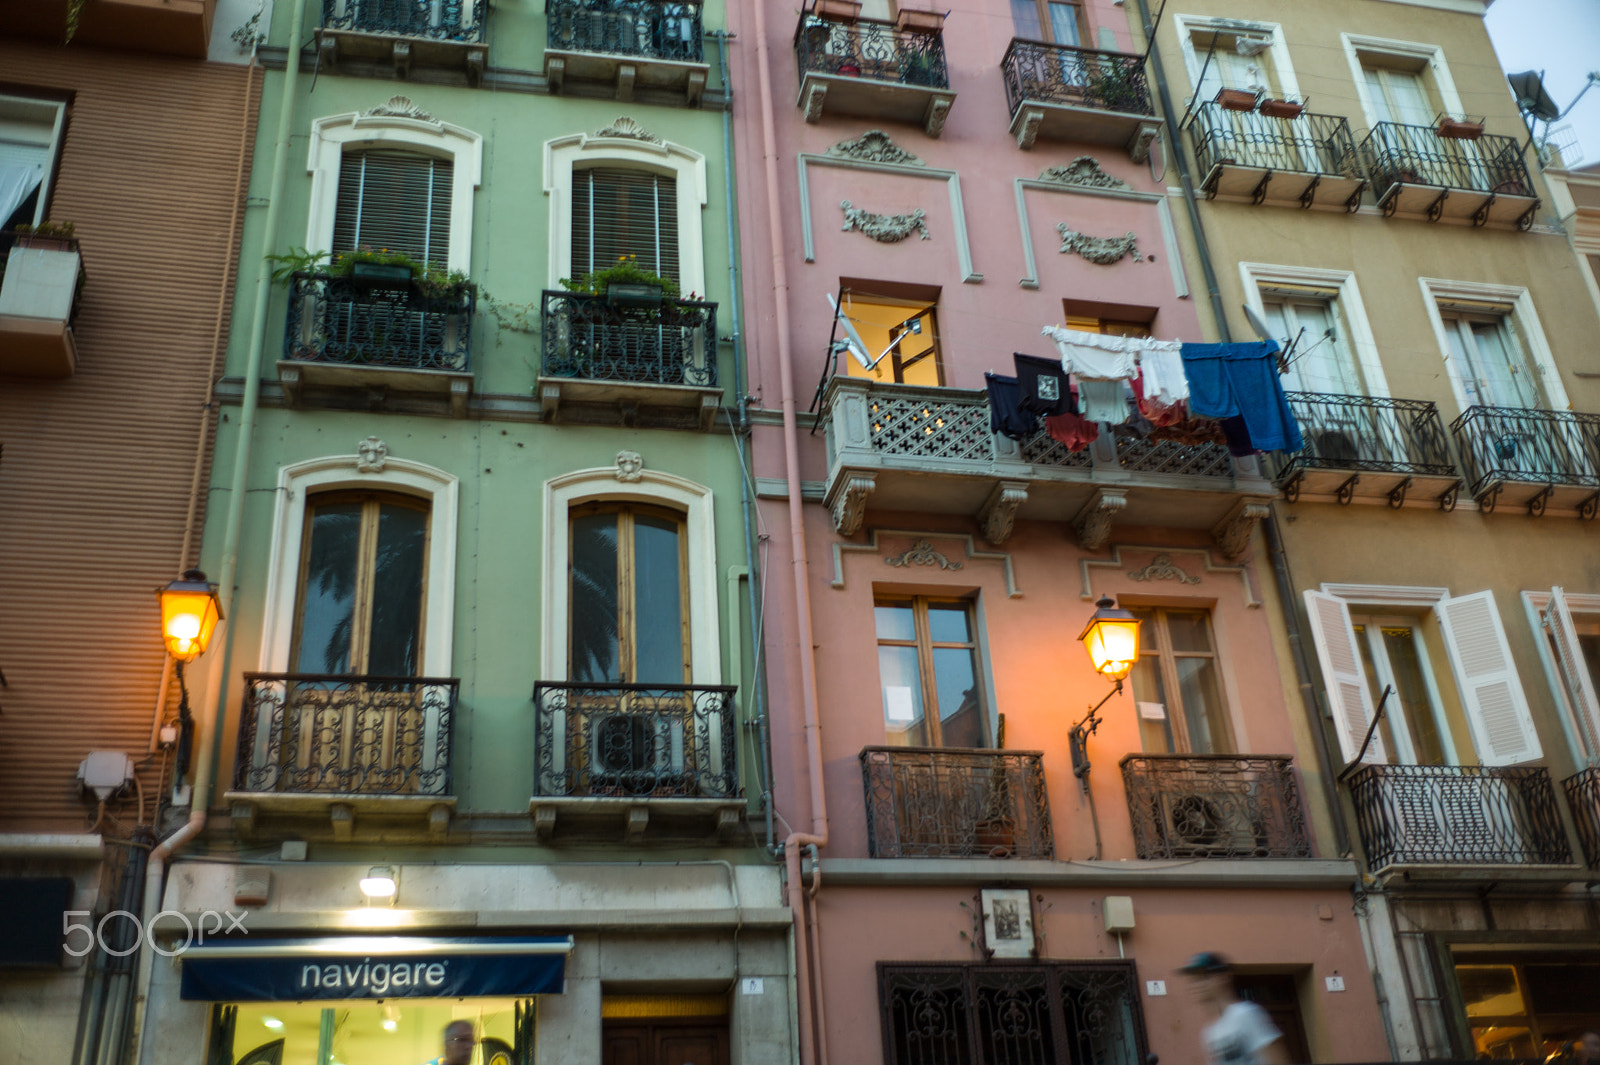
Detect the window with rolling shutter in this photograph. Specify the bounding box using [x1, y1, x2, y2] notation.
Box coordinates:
[331, 150, 454, 268]
[570, 167, 679, 283]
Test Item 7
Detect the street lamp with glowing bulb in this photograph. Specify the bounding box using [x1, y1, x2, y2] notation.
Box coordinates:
[1069, 597, 1142, 791]
[157, 569, 222, 780]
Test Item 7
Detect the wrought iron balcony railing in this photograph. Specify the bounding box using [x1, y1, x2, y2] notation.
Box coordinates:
[1449, 405, 1600, 510]
[1120, 755, 1311, 859]
[322, 0, 487, 44]
[1190, 102, 1360, 182]
[547, 0, 704, 63]
[541, 291, 717, 388]
[1563, 766, 1600, 868]
[794, 14, 950, 90]
[861, 746, 1054, 859]
[233, 674, 457, 796]
[284, 272, 474, 373]
[1347, 763, 1571, 869]
[1278, 392, 1457, 483]
[532, 682, 738, 799]
[1001, 38, 1153, 118]
[1357, 122, 1537, 224]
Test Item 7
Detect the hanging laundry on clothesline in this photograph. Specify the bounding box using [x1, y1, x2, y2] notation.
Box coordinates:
[1180, 340, 1303, 453]
[985, 373, 1039, 441]
[1013, 353, 1074, 416]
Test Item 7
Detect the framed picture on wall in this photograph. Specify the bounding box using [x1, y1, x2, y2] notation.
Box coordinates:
[981, 888, 1035, 959]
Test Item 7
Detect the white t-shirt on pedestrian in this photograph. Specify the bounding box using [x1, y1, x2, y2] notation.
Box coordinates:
[1202, 1000, 1283, 1065]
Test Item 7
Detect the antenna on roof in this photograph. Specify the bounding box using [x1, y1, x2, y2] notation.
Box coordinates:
[1508, 69, 1600, 164]
[1243, 303, 1302, 375]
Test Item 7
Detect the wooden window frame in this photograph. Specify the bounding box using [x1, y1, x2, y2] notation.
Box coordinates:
[1349, 613, 1458, 766]
[1011, 0, 1086, 47]
[839, 290, 944, 386]
[289, 490, 431, 676]
[1132, 606, 1232, 754]
[874, 596, 988, 748]
[569, 501, 693, 685]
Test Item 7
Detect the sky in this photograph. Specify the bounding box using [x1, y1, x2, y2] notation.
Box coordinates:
[1483, 0, 1600, 167]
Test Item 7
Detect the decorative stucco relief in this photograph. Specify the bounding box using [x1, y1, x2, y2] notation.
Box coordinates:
[593, 116, 662, 144]
[1037, 157, 1132, 192]
[842, 200, 930, 243]
[615, 450, 644, 482]
[885, 539, 963, 571]
[1128, 553, 1201, 585]
[356, 436, 389, 473]
[827, 130, 925, 167]
[365, 96, 434, 122]
[1057, 224, 1141, 265]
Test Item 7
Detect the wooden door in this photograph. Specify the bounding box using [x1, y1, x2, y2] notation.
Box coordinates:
[602, 1022, 728, 1065]
[1235, 974, 1312, 1065]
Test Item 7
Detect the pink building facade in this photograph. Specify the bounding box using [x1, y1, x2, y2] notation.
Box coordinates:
[729, 1, 1389, 1063]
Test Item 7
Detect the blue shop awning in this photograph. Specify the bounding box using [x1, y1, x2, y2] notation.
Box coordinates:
[180, 935, 572, 1002]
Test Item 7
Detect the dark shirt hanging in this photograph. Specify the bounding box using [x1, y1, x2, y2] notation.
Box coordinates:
[985, 373, 1039, 440]
[1013, 353, 1075, 416]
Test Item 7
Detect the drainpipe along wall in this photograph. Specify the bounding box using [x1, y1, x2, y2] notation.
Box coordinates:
[129, 2, 309, 1058]
[749, 2, 830, 1064]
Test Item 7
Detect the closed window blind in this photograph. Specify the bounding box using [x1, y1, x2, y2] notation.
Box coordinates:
[331, 150, 453, 268]
[571, 167, 679, 283]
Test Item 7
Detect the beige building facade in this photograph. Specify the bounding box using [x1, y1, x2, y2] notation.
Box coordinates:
[1145, 0, 1600, 1057]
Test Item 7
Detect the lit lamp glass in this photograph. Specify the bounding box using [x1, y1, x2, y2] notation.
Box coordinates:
[157, 570, 222, 662]
[360, 867, 398, 899]
[1078, 597, 1141, 681]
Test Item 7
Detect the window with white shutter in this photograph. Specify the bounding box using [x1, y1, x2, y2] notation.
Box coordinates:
[331, 150, 454, 268]
[1303, 589, 1386, 765]
[1436, 590, 1543, 766]
[570, 167, 679, 283]
[1542, 586, 1600, 762]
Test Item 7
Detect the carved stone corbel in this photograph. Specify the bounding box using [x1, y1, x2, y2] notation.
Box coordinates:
[1212, 498, 1272, 560]
[1013, 106, 1045, 150]
[1073, 488, 1127, 551]
[924, 96, 952, 138]
[828, 473, 876, 536]
[802, 81, 828, 123]
[978, 481, 1029, 545]
[1128, 121, 1161, 163]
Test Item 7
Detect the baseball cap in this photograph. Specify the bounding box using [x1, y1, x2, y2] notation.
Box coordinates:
[1179, 951, 1231, 974]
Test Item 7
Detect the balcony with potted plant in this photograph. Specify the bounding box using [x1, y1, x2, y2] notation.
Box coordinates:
[0, 223, 86, 378]
[316, 0, 490, 86]
[1000, 37, 1160, 157]
[1189, 99, 1367, 209]
[793, 3, 957, 138]
[545, 0, 710, 106]
[537, 256, 721, 430]
[1356, 118, 1539, 228]
[273, 246, 477, 417]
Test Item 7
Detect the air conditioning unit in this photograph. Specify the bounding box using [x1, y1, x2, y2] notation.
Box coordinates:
[587, 710, 689, 795]
[1161, 793, 1265, 857]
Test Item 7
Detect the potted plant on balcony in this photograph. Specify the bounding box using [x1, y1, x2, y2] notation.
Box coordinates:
[560, 254, 679, 309]
[811, 0, 862, 20]
[1258, 96, 1305, 119]
[11, 220, 78, 251]
[1214, 87, 1259, 112]
[894, 7, 946, 33]
[1437, 114, 1485, 140]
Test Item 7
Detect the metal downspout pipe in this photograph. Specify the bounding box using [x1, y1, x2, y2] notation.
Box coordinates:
[130, 2, 309, 1058]
[750, 2, 830, 1063]
[1131, 0, 1232, 343]
[709, 28, 777, 855]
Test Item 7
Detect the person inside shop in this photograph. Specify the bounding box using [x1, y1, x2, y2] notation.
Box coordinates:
[1573, 1030, 1600, 1065]
[421, 1020, 477, 1065]
[1180, 952, 1292, 1065]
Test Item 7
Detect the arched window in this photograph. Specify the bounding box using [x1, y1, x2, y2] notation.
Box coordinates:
[291, 491, 430, 677]
[569, 502, 689, 684]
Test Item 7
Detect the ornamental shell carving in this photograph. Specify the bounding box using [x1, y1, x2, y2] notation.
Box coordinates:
[1057, 224, 1141, 265]
[884, 539, 962, 571]
[842, 200, 930, 243]
[594, 116, 663, 144]
[365, 95, 435, 121]
[1037, 157, 1132, 191]
[1128, 553, 1201, 585]
[827, 130, 926, 167]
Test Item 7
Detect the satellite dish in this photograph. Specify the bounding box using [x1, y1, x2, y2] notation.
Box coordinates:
[826, 293, 894, 371]
[1242, 303, 1276, 342]
[1508, 71, 1560, 123]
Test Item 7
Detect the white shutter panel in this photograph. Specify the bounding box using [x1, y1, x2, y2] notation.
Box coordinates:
[1547, 586, 1600, 760]
[1436, 590, 1542, 766]
[1303, 590, 1386, 764]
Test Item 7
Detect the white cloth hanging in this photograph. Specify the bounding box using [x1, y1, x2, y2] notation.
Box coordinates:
[1043, 325, 1140, 379]
[1138, 342, 1189, 405]
[0, 164, 43, 231]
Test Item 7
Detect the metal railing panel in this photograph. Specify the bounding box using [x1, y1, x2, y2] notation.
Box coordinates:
[1001, 38, 1153, 118]
[861, 746, 1055, 859]
[1563, 766, 1600, 868]
[1189, 103, 1361, 179]
[234, 674, 457, 796]
[794, 14, 949, 90]
[1449, 405, 1600, 496]
[1358, 122, 1534, 198]
[1120, 754, 1311, 859]
[322, 0, 487, 43]
[284, 272, 474, 372]
[532, 682, 738, 798]
[1282, 392, 1457, 476]
[1347, 763, 1571, 868]
[540, 291, 717, 387]
[547, 0, 704, 63]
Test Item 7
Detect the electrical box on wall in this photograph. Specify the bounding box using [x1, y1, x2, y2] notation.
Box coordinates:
[1103, 896, 1135, 934]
